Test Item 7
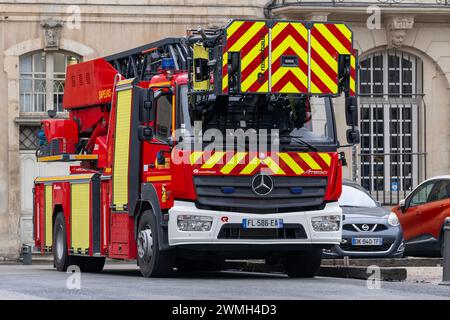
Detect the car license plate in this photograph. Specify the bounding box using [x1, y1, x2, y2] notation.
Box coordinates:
[242, 218, 283, 229]
[351, 238, 383, 246]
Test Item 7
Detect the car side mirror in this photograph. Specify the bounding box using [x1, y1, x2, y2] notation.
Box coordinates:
[399, 199, 406, 213]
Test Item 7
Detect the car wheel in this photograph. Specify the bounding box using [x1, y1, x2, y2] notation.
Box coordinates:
[282, 250, 322, 278]
[53, 212, 80, 271]
[137, 210, 174, 277]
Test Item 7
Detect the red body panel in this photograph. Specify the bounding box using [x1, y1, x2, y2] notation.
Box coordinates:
[63, 58, 118, 110]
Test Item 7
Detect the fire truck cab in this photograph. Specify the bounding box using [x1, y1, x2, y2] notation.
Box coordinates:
[33, 19, 359, 278]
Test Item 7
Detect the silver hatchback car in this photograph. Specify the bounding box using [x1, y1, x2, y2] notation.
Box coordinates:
[323, 180, 405, 258]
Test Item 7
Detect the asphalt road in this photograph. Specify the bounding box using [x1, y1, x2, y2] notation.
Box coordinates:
[0, 263, 450, 300]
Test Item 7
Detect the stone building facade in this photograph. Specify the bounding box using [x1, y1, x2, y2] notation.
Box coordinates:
[0, 0, 449, 259]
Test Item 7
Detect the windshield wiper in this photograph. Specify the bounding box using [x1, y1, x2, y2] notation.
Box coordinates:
[279, 136, 318, 152]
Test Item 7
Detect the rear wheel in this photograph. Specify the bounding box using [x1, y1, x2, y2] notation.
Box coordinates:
[137, 210, 174, 277]
[53, 212, 79, 271]
[282, 250, 322, 278]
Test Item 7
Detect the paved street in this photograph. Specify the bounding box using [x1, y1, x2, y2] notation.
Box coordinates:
[0, 263, 450, 300]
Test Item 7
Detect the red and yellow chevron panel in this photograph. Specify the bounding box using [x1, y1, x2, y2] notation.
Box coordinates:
[222, 20, 269, 93]
[310, 23, 352, 94]
[189, 151, 335, 176]
[221, 20, 354, 95]
[271, 22, 308, 93]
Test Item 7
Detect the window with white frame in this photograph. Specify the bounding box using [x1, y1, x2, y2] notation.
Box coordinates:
[359, 50, 422, 194]
[19, 51, 80, 113]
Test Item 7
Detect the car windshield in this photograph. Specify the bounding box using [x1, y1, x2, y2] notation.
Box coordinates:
[339, 185, 378, 208]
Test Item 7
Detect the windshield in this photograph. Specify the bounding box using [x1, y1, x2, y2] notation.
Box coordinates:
[339, 185, 378, 208]
[178, 85, 336, 148]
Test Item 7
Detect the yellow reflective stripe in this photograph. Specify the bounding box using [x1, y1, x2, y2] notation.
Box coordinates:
[240, 156, 261, 174]
[147, 175, 171, 182]
[220, 152, 247, 174]
[189, 151, 203, 165]
[278, 153, 304, 175]
[263, 157, 285, 175]
[36, 174, 95, 182]
[222, 51, 228, 90]
[335, 24, 352, 41]
[229, 22, 265, 53]
[201, 152, 225, 169]
[319, 153, 332, 166]
[148, 81, 170, 88]
[45, 185, 53, 247]
[315, 24, 350, 55]
[350, 54, 356, 93]
[241, 32, 268, 71]
[299, 153, 321, 170]
[71, 183, 90, 251]
[227, 20, 244, 39]
[310, 57, 338, 94]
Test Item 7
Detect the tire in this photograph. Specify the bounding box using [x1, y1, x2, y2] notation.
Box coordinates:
[79, 257, 105, 273]
[53, 212, 79, 271]
[137, 210, 174, 277]
[282, 250, 322, 278]
[176, 258, 225, 273]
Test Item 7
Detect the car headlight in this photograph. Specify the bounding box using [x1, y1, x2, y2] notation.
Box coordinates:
[387, 212, 400, 227]
[311, 215, 340, 232]
[177, 215, 213, 231]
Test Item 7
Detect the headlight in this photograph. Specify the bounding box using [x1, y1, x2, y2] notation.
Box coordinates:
[311, 215, 340, 232]
[177, 215, 213, 232]
[387, 212, 400, 227]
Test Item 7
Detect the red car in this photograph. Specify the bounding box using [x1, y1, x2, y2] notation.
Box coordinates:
[393, 176, 450, 256]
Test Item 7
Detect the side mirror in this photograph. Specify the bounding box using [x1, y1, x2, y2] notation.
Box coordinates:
[399, 199, 406, 212]
[346, 128, 360, 145]
[345, 96, 358, 127]
[138, 126, 153, 141]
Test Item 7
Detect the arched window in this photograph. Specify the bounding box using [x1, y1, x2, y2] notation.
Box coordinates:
[359, 49, 425, 203]
[19, 51, 80, 114]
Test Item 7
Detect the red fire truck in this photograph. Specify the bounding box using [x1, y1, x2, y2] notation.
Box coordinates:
[33, 19, 359, 277]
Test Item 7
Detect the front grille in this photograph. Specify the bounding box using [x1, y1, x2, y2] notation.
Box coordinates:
[339, 241, 393, 252]
[218, 223, 307, 240]
[342, 223, 388, 232]
[194, 175, 327, 213]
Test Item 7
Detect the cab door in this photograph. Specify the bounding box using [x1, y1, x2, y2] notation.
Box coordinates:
[142, 89, 174, 209]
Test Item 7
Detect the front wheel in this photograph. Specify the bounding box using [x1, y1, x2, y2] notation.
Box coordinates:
[137, 210, 174, 277]
[282, 250, 322, 278]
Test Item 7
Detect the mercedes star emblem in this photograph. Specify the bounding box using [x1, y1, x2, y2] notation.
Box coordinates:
[251, 173, 274, 196]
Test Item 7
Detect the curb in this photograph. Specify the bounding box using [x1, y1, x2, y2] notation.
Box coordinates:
[223, 261, 407, 281]
[322, 257, 442, 268]
[318, 265, 407, 281]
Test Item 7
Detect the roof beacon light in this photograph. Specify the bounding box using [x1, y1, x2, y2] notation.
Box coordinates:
[162, 57, 175, 70]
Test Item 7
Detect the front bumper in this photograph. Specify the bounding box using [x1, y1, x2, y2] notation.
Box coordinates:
[168, 200, 342, 247]
[323, 219, 404, 258]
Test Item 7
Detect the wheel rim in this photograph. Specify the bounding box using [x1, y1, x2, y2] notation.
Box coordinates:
[56, 225, 64, 261]
[137, 226, 153, 262]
